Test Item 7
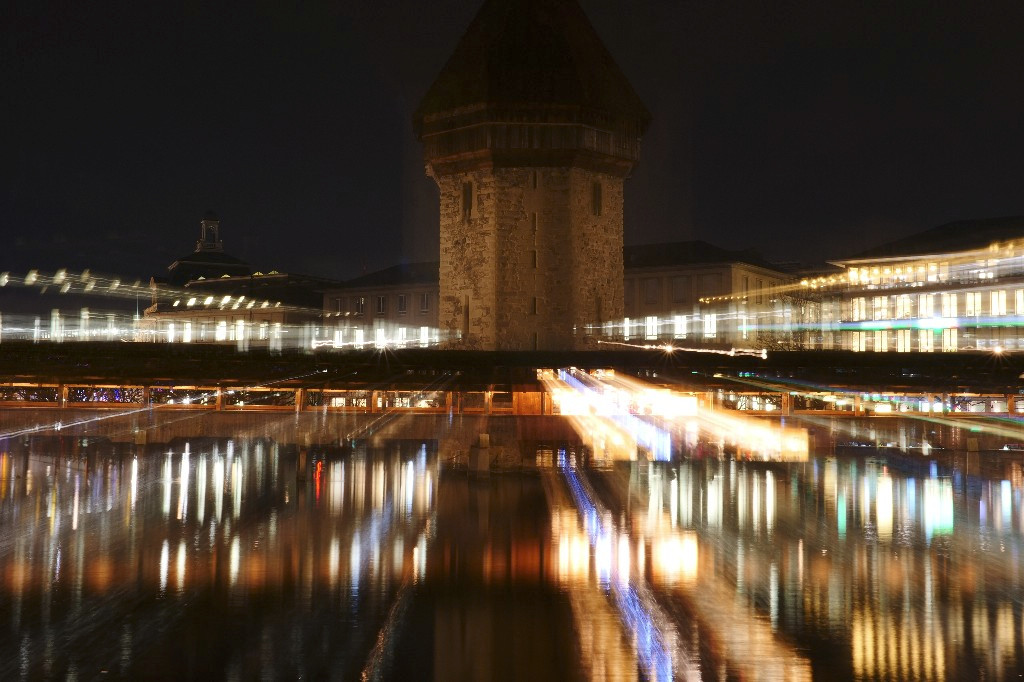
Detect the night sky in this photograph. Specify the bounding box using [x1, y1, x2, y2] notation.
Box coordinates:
[4, 0, 1023, 283]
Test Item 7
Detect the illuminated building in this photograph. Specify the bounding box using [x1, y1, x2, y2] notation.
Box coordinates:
[414, 0, 650, 350]
[319, 241, 791, 350]
[798, 216, 1024, 352]
[622, 241, 790, 346]
[143, 214, 341, 347]
[321, 262, 440, 349]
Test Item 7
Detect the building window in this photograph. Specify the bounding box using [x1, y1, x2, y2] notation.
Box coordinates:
[851, 297, 867, 321]
[673, 315, 687, 339]
[874, 330, 888, 352]
[591, 182, 602, 216]
[918, 293, 934, 318]
[941, 293, 957, 318]
[703, 313, 716, 338]
[896, 328, 911, 352]
[644, 278, 661, 304]
[645, 316, 658, 340]
[965, 291, 981, 317]
[991, 290, 1007, 316]
[334, 297, 344, 313]
[376, 295, 387, 315]
[942, 328, 958, 352]
[872, 295, 888, 320]
[462, 181, 473, 221]
[1016, 289, 1024, 316]
[895, 294, 912, 319]
[419, 292, 430, 313]
[397, 294, 407, 315]
[755, 279, 763, 304]
[919, 329, 934, 352]
[671, 276, 691, 304]
[354, 297, 365, 315]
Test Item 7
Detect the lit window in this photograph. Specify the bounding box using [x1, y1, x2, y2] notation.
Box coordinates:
[895, 295, 911, 319]
[872, 295, 888, 320]
[941, 293, 957, 318]
[673, 315, 687, 339]
[703, 314, 716, 338]
[965, 292, 981, 316]
[851, 297, 866, 321]
[919, 329, 934, 352]
[918, 293, 934, 318]
[896, 329, 911, 352]
[874, 330, 888, 352]
[645, 316, 658, 340]
[991, 290, 1007, 316]
[942, 328, 958, 352]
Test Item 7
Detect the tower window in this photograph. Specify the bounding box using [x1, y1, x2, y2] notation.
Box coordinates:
[591, 182, 602, 216]
[462, 181, 473, 221]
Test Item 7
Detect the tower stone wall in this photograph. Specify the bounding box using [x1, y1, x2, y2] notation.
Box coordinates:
[437, 167, 623, 350]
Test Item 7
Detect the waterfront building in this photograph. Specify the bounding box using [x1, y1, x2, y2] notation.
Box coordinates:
[143, 214, 340, 347]
[322, 262, 440, 350]
[622, 241, 791, 347]
[793, 216, 1024, 353]
[414, 0, 650, 351]
[320, 241, 793, 350]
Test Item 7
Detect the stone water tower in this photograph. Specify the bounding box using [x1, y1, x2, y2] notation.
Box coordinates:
[415, 0, 649, 350]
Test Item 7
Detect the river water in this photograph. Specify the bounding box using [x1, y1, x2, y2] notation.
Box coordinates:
[2, 414, 1023, 680]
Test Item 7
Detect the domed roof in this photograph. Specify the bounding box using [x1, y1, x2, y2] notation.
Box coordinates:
[415, 0, 649, 131]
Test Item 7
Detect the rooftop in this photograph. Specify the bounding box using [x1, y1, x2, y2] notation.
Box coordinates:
[415, 0, 649, 131]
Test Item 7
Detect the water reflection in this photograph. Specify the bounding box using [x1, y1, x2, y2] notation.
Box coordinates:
[609, 454, 1024, 680]
[5, 424, 1024, 680]
[0, 437, 435, 679]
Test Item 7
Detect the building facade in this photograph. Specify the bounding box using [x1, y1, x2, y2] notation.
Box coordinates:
[761, 217, 1024, 353]
[143, 215, 339, 350]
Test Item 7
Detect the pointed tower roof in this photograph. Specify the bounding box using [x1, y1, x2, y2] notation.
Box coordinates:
[417, 0, 649, 128]
[416, 0, 650, 176]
